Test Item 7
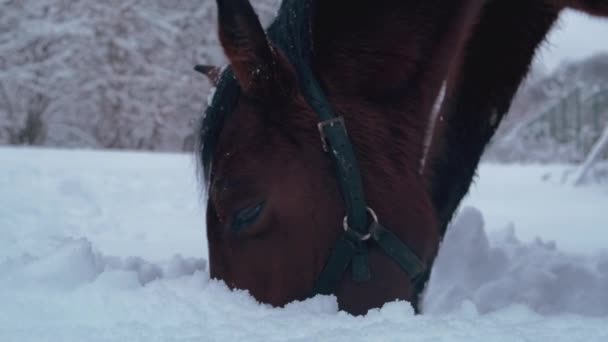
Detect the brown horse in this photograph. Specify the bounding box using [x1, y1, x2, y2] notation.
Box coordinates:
[195, 0, 608, 315]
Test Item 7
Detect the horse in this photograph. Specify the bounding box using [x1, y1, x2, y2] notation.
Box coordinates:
[194, 0, 608, 315]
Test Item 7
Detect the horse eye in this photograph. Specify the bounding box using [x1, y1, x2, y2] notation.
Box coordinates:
[231, 202, 265, 232]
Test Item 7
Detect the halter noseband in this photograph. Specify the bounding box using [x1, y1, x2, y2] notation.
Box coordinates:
[201, 0, 427, 297]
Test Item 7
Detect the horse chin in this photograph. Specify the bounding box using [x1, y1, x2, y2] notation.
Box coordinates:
[334, 248, 418, 316]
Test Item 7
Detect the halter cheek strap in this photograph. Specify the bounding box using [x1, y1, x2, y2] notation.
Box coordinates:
[267, 0, 426, 295]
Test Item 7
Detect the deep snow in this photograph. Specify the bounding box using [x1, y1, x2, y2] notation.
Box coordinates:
[1, 147, 607, 341]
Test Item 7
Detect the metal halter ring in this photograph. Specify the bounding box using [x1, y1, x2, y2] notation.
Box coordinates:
[342, 206, 378, 241]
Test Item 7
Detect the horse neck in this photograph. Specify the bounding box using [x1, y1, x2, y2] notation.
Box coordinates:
[311, 0, 483, 174]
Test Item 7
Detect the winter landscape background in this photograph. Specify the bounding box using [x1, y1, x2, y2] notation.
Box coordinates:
[1, 1, 608, 341]
[1, 0, 607, 162]
[0, 0, 282, 151]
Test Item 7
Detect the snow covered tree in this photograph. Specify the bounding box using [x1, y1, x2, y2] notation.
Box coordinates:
[0, 0, 280, 151]
[573, 122, 608, 185]
[485, 54, 608, 163]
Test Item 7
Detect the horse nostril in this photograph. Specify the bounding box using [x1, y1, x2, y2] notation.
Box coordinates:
[231, 201, 265, 232]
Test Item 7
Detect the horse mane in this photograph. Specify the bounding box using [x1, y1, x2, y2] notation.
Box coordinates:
[195, 67, 239, 186]
[196, 0, 313, 187]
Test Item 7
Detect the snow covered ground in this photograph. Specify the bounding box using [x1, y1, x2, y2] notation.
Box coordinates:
[1, 147, 607, 341]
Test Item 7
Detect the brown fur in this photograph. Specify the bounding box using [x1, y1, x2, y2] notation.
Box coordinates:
[424, 0, 608, 233]
[202, 0, 608, 315]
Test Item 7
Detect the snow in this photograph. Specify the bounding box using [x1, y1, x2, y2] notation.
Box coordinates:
[424, 207, 608, 316]
[540, 9, 608, 73]
[461, 164, 608, 254]
[1, 147, 608, 341]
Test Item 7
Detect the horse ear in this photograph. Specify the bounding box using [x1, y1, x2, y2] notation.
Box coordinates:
[194, 65, 221, 86]
[215, 0, 277, 95]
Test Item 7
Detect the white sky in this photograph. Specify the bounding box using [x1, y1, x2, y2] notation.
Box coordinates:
[536, 9, 608, 72]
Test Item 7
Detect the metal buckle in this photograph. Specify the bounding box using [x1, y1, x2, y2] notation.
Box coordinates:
[342, 206, 378, 241]
[317, 116, 346, 152]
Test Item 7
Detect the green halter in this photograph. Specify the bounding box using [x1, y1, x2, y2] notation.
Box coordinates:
[200, 0, 426, 297]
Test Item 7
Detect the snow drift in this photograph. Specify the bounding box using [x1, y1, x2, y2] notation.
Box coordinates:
[1, 147, 607, 341]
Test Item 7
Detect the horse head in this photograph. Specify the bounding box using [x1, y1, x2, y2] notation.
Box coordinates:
[198, 0, 485, 315]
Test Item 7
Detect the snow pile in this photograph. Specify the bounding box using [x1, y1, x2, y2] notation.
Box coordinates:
[2, 231, 608, 342]
[0, 238, 205, 292]
[2, 212, 608, 342]
[1, 147, 608, 341]
[425, 207, 608, 316]
[460, 163, 608, 254]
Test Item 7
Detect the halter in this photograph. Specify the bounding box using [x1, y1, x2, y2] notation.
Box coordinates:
[200, 0, 426, 297]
